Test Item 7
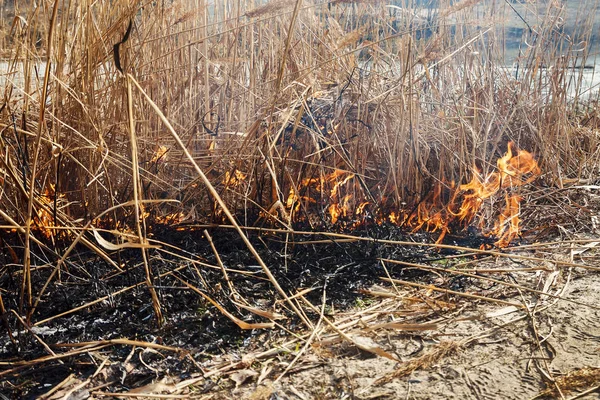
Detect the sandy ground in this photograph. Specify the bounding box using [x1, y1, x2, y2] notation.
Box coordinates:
[230, 269, 600, 400]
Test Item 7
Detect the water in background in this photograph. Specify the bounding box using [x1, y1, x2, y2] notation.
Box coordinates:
[0, 60, 46, 91]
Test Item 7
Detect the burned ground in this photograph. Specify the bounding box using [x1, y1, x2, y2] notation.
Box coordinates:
[0, 222, 520, 398]
[2, 202, 599, 399]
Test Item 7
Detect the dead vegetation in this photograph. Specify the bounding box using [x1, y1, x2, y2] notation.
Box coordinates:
[1, 0, 600, 398]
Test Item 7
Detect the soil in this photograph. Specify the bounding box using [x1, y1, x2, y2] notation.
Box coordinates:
[258, 269, 600, 400]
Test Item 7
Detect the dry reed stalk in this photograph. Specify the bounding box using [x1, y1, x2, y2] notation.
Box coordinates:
[126, 74, 164, 325]
[382, 277, 525, 308]
[21, 0, 59, 317]
[203, 229, 239, 301]
[174, 274, 275, 330]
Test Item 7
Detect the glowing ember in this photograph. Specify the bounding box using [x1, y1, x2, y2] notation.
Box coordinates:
[223, 169, 248, 188]
[155, 212, 186, 225]
[151, 145, 169, 163]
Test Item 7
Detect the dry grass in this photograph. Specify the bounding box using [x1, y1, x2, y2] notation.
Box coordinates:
[2, 0, 597, 228]
[534, 366, 600, 399]
[375, 340, 462, 384]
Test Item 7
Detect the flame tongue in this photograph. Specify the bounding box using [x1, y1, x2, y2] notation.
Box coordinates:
[412, 142, 540, 246]
[457, 143, 540, 246]
[494, 194, 522, 247]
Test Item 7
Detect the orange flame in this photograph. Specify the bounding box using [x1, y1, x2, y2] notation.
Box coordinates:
[223, 169, 248, 188]
[33, 184, 65, 240]
[151, 145, 169, 163]
[493, 194, 522, 247]
[408, 142, 540, 246]
[283, 143, 538, 246]
[291, 169, 358, 225]
[286, 142, 541, 247]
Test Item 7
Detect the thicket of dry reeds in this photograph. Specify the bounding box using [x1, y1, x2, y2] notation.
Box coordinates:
[1, 0, 600, 320]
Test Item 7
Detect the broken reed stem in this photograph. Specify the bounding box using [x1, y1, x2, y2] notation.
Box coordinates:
[10, 310, 57, 359]
[380, 258, 599, 310]
[21, 0, 60, 317]
[382, 277, 525, 308]
[203, 229, 240, 302]
[126, 73, 312, 329]
[274, 286, 326, 384]
[51, 338, 185, 353]
[0, 344, 110, 369]
[91, 393, 190, 399]
[173, 274, 274, 330]
[126, 74, 163, 326]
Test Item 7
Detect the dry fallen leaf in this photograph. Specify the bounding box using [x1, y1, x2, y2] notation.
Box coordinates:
[350, 335, 399, 361]
[572, 241, 599, 255]
[92, 227, 160, 251]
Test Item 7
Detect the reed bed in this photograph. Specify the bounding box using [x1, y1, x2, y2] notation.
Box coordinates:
[0, 0, 598, 314]
[1, 0, 597, 225]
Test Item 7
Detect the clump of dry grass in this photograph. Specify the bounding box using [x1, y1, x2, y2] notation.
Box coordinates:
[375, 340, 461, 384]
[534, 366, 600, 399]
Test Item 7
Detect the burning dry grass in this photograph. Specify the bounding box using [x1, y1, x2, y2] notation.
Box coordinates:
[1, 0, 600, 396]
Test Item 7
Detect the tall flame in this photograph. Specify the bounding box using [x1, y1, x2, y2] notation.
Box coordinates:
[452, 142, 540, 246]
